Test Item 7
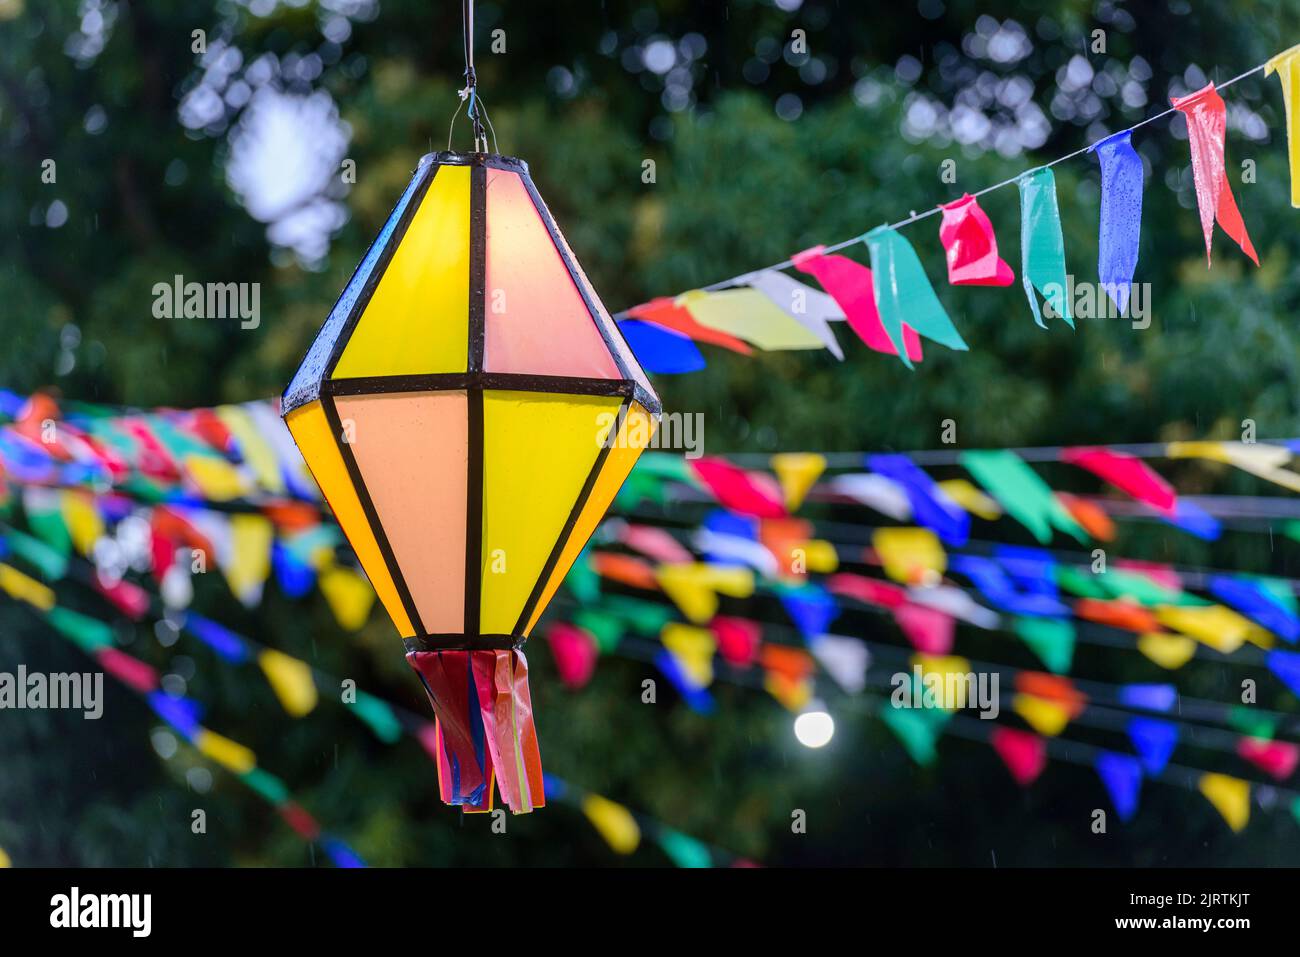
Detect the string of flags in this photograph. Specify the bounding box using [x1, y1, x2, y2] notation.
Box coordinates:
[0, 526, 740, 866]
[4, 387, 1300, 837]
[611, 45, 1300, 373]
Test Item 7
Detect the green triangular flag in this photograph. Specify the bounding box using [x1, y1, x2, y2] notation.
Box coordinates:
[574, 608, 625, 653]
[879, 700, 939, 766]
[1227, 706, 1275, 740]
[45, 606, 115, 652]
[864, 225, 968, 369]
[1055, 565, 1108, 599]
[22, 492, 71, 556]
[1013, 617, 1075, 674]
[1018, 167, 1073, 328]
[657, 828, 712, 868]
[600, 595, 676, 636]
[241, 767, 290, 805]
[565, 549, 601, 604]
[961, 449, 1087, 544]
[1096, 570, 1183, 606]
[634, 453, 700, 486]
[5, 529, 69, 580]
[349, 691, 403, 743]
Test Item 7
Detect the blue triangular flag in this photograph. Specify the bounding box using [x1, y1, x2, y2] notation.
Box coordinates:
[1127, 716, 1179, 774]
[1090, 130, 1144, 315]
[1267, 649, 1300, 696]
[1095, 751, 1143, 821]
[618, 319, 706, 374]
[867, 454, 969, 546]
[779, 584, 840, 639]
[1119, 683, 1177, 712]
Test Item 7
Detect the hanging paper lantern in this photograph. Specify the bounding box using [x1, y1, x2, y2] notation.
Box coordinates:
[281, 151, 661, 813]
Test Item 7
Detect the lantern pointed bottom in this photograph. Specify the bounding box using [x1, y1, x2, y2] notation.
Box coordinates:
[408, 648, 545, 813]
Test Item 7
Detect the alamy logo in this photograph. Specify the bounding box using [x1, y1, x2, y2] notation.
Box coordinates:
[50, 887, 151, 937]
[0, 667, 102, 719]
[152, 274, 260, 329]
[890, 666, 1000, 719]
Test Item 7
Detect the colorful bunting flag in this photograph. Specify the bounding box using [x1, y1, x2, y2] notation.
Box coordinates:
[1267, 44, 1300, 208]
[1198, 772, 1250, 832]
[791, 245, 923, 361]
[1090, 131, 1145, 314]
[937, 193, 1015, 286]
[1017, 167, 1073, 328]
[741, 269, 845, 359]
[1171, 83, 1259, 266]
[864, 225, 969, 368]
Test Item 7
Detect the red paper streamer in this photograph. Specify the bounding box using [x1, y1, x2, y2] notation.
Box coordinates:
[938, 193, 1015, 286]
[1170, 83, 1259, 267]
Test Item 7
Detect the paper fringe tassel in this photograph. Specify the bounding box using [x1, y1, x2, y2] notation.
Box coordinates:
[407, 649, 545, 814]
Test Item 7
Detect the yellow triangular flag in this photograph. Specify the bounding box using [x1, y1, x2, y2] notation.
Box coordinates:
[1136, 632, 1197, 669]
[582, 793, 640, 854]
[318, 562, 376, 631]
[1155, 605, 1269, 654]
[1267, 44, 1300, 208]
[0, 847, 10, 868]
[802, 540, 839, 574]
[184, 455, 250, 501]
[195, 729, 257, 774]
[873, 527, 946, 584]
[0, 564, 55, 610]
[1012, 693, 1071, 736]
[258, 648, 319, 717]
[1167, 441, 1300, 493]
[1198, 772, 1250, 832]
[656, 563, 754, 623]
[216, 405, 285, 494]
[225, 514, 273, 607]
[678, 288, 828, 351]
[770, 453, 826, 511]
[660, 623, 716, 687]
[60, 491, 103, 557]
[936, 479, 1002, 520]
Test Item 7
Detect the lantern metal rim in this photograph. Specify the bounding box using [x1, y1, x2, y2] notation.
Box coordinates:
[403, 633, 524, 653]
[424, 150, 530, 174]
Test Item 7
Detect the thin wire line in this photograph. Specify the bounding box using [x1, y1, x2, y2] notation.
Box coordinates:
[719, 435, 1297, 468]
[619, 60, 1271, 309]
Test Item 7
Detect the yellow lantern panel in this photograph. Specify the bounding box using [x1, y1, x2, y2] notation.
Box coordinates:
[284, 401, 415, 637]
[332, 164, 471, 379]
[334, 390, 469, 635]
[524, 401, 657, 635]
[483, 168, 621, 379]
[479, 390, 623, 633]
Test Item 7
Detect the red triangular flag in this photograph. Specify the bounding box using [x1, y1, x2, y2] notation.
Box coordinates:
[991, 727, 1048, 786]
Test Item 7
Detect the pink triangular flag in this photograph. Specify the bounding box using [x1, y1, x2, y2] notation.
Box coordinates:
[1236, 737, 1299, 780]
[991, 727, 1048, 786]
[546, 622, 598, 690]
[711, 616, 762, 666]
[690, 457, 786, 518]
[1061, 446, 1177, 515]
[893, 602, 955, 654]
[791, 246, 924, 361]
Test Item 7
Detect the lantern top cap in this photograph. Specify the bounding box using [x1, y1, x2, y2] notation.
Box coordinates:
[422, 150, 529, 174]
